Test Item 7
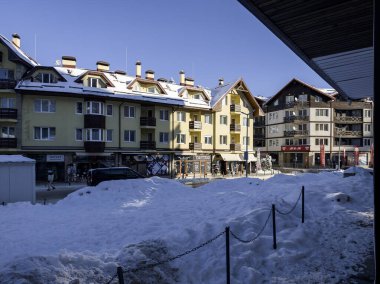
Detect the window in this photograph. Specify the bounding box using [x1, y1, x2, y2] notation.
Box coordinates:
[177, 111, 186, 122]
[176, 133, 186, 144]
[204, 136, 212, 145]
[315, 96, 321, 102]
[124, 106, 135, 118]
[159, 110, 169, 121]
[243, 117, 249, 127]
[86, 129, 104, 141]
[106, 129, 113, 142]
[34, 127, 55, 140]
[42, 73, 53, 83]
[205, 114, 212, 124]
[316, 109, 329, 116]
[193, 93, 201, 100]
[315, 123, 328, 131]
[75, 128, 83, 141]
[274, 99, 279, 106]
[89, 78, 99, 88]
[76, 102, 83, 114]
[147, 86, 158, 94]
[159, 132, 169, 143]
[34, 99, 56, 113]
[364, 110, 372, 118]
[1, 97, 16, 108]
[243, 136, 250, 146]
[105, 104, 113, 116]
[86, 101, 104, 115]
[1, 127, 15, 138]
[315, 138, 328, 146]
[285, 139, 293, 145]
[299, 124, 307, 131]
[285, 110, 292, 117]
[364, 138, 371, 146]
[220, 115, 227, 125]
[299, 94, 308, 102]
[364, 124, 371, 132]
[298, 109, 307, 116]
[286, 95, 294, 103]
[220, 135, 227, 145]
[124, 130, 136, 142]
[298, 139, 307, 145]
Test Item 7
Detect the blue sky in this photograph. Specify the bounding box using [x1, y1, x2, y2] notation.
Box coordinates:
[1, 0, 331, 98]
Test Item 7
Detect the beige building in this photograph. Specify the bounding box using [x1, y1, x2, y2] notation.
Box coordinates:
[1, 33, 264, 180]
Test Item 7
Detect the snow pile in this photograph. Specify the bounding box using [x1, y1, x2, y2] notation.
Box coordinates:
[0, 168, 374, 283]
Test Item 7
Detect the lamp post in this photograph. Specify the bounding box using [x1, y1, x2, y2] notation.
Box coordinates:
[245, 112, 249, 178]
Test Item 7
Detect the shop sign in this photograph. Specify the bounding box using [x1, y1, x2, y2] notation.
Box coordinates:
[46, 154, 65, 162]
[320, 144, 325, 167]
[281, 146, 310, 152]
[195, 155, 211, 160]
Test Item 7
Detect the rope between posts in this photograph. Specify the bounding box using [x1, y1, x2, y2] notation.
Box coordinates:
[230, 209, 272, 243]
[275, 189, 302, 216]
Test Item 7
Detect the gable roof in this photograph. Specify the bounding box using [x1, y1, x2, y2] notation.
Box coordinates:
[210, 78, 264, 115]
[0, 34, 38, 68]
[23, 66, 67, 82]
[74, 70, 115, 87]
[126, 77, 167, 95]
[178, 86, 210, 101]
[264, 78, 336, 106]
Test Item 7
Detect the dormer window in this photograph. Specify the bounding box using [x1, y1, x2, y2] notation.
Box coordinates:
[89, 78, 99, 88]
[147, 86, 158, 94]
[193, 93, 201, 100]
[274, 99, 279, 106]
[34, 72, 56, 83]
[133, 84, 141, 92]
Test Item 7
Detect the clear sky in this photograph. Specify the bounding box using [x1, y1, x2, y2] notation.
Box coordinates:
[1, 0, 331, 98]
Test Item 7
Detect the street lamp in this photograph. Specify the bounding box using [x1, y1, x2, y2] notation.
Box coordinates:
[241, 111, 249, 178]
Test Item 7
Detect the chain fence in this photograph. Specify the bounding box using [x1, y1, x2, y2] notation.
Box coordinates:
[275, 189, 302, 215]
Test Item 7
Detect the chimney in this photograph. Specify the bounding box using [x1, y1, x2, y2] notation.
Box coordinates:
[145, 70, 155, 80]
[114, 70, 126, 75]
[219, 78, 224, 86]
[96, 61, 110, 72]
[62, 56, 77, 68]
[12, 33, 21, 48]
[179, 70, 185, 85]
[185, 77, 194, 87]
[136, 61, 142, 78]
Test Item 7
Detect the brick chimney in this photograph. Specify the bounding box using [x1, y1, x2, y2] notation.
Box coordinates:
[12, 33, 21, 48]
[62, 56, 77, 68]
[96, 61, 110, 72]
[179, 70, 185, 86]
[136, 61, 142, 78]
[145, 70, 155, 80]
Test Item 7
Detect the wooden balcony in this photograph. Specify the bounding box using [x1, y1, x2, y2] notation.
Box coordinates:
[283, 115, 309, 123]
[230, 104, 241, 113]
[334, 129, 363, 137]
[334, 116, 363, 123]
[0, 108, 17, 120]
[230, 143, 241, 151]
[0, 79, 17, 89]
[0, 138, 17, 148]
[140, 117, 156, 127]
[284, 130, 309, 137]
[189, 142, 202, 150]
[140, 141, 156, 149]
[230, 124, 241, 132]
[84, 114, 105, 129]
[189, 121, 202, 131]
[84, 141, 105, 153]
[284, 101, 310, 108]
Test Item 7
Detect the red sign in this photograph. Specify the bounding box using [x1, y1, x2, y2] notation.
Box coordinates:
[281, 145, 310, 152]
[354, 146, 359, 165]
[370, 143, 374, 167]
[320, 144, 325, 167]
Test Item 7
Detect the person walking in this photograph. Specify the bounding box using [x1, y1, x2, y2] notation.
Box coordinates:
[47, 170, 55, 191]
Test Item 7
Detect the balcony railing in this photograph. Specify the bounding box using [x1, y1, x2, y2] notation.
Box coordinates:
[230, 143, 241, 151]
[285, 101, 310, 108]
[189, 121, 202, 130]
[230, 124, 241, 132]
[0, 108, 18, 120]
[0, 138, 17, 148]
[189, 142, 202, 150]
[334, 116, 363, 123]
[283, 115, 309, 123]
[140, 117, 156, 127]
[284, 130, 309, 137]
[140, 141, 156, 149]
[84, 141, 105, 153]
[84, 114, 106, 129]
[334, 130, 363, 137]
[254, 133, 265, 139]
[0, 79, 17, 89]
[230, 104, 241, 112]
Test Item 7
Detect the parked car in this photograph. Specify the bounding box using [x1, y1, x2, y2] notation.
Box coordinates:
[86, 167, 145, 186]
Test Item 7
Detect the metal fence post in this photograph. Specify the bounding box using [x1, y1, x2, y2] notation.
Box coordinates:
[225, 226, 231, 284]
[117, 266, 124, 284]
[272, 204, 277, 249]
[302, 186, 305, 223]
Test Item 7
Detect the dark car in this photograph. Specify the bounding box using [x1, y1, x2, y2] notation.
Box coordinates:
[86, 167, 145, 186]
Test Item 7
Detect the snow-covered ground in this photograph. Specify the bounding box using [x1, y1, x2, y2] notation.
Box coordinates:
[0, 167, 374, 283]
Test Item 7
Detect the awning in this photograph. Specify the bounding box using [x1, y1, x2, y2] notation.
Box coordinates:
[240, 153, 257, 162]
[75, 152, 112, 157]
[220, 153, 242, 162]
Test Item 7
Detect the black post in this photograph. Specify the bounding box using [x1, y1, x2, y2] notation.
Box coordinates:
[44, 198, 46, 205]
[272, 204, 277, 249]
[117, 266, 124, 284]
[225, 226, 231, 284]
[301, 186, 305, 223]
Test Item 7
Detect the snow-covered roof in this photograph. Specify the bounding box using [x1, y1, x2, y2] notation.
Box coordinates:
[0, 34, 38, 67]
[0, 155, 35, 163]
[16, 66, 211, 109]
[210, 81, 235, 106]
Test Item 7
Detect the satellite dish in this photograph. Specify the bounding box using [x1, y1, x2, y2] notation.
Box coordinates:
[294, 97, 298, 101]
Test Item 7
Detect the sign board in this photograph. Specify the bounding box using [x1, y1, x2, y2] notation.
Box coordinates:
[46, 155, 65, 162]
[354, 146, 359, 165]
[195, 155, 211, 160]
[244, 151, 248, 161]
[281, 145, 310, 152]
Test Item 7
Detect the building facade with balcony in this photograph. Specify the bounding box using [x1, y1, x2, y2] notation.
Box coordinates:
[260, 78, 373, 168]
